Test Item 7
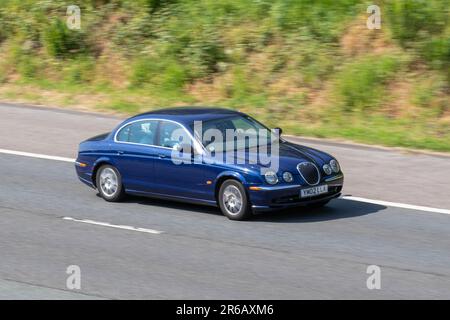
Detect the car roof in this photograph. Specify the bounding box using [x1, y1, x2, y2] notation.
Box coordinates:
[128, 107, 245, 126]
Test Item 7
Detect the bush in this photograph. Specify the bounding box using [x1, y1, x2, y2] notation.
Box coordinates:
[130, 57, 159, 87]
[149, 3, 226, 79]
[422, 37, 450, 82]
[63, 57, 96, 85]
[130, 56, 188, 93]
[43, 18, 89, 58]
[336, 55, 401, 112]
[268, 0, 361, 41]
[386, 0, 448, 47]
[112, 11, 153, 53]
[0, 9, 9, 43]
[8, 43, 42, 80]
[17, 55, 40, 79]
[160, 60, 188, 91]
[181, 32, 225, 78]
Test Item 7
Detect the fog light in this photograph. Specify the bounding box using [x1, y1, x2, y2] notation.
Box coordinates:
[323, 164, 332, 175]
[282, 171, 293, 182]
[264, 171, 278, 185]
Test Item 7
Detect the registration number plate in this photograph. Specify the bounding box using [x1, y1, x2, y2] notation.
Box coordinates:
[300, 185, 328, 198]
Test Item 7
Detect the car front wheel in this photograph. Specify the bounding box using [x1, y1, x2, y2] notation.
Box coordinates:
[218, 180, 252, 220]
[96, 165, 125, 202]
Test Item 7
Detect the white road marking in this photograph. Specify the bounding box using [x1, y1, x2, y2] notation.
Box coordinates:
[343, 196, 450, 215]
[0, 148, 75, 163]
[63, 217, 163, 235]
[2, 148, 450, 216]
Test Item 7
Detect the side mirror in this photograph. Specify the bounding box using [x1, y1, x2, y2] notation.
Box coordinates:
[273, 127, 283, 136]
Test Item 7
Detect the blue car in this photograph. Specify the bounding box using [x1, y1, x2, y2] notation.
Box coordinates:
[75, 107, 344, 220]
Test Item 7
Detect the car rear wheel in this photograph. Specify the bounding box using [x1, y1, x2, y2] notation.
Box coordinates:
[96, 165, 125, 202]
[218, 180, 252, 220]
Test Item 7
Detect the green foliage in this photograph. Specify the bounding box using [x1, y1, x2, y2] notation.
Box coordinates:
[130, 56, 188, 95]
[160, 60, 188, 91]
[112, 11, 153, 52]
[5, 42, 43, 80]
[336, 55, 402, 112]
[0, 0, 449, 151]
[43, 18, 88, 58]
[229, 66, 252, 101]
[422, 36, 450, 82]
[109, 99, 140, 113]
[385, 0, 448, 47]
[130, 57, 158, 87]
[385, 0, 449, 82]
[289, 37, 338, 88]
[63, 56, 96, 85]
[0, 9, 9, 43]
[268, 0, 361, 41]
[411, 74, 447, 109]
[17, 55, 40, 79]
[148, 2, 227, 79]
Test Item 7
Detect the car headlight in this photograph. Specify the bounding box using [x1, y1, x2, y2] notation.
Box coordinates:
[264, 171, 279, 185]
[282, 171, 293, 183]
[330, 159, 340, 173]
[323, 164, 332, 175]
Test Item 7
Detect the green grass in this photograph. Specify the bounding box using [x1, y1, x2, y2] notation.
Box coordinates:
[0, 0, 449, 152]
[288, 115, 450, 152]
[335, 54, 403, 112]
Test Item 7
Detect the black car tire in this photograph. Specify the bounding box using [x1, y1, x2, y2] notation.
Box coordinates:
[218, 180, 252, 220]
[96, 165, 125, 202]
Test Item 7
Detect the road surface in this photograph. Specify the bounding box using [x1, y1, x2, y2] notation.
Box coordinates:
[0, 102, 449, 299]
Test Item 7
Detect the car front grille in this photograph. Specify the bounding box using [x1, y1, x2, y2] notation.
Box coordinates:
[297, 162, 321, 186]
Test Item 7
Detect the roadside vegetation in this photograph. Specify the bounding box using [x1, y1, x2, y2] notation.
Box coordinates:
[0, 0, 449, 151]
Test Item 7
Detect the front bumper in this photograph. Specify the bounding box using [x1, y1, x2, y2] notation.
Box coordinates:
[75, 161, 95, 188]
[248, 173, 344, 211]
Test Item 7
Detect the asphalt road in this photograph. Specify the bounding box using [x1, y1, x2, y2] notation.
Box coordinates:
[0, 102, 449, 299]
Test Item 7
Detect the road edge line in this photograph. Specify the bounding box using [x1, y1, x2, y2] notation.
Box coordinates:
[63, 217, 163, 235]
[0, 148, 75, 163]
[342, 196, 450, 215]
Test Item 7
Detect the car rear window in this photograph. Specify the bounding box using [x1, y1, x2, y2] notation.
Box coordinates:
[116, 120, 158, 145]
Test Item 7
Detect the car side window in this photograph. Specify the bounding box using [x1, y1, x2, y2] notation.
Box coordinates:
[116, 120, 158, 146]
[157, 121, 190, 149]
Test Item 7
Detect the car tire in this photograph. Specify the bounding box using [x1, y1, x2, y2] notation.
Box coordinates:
[96, 165, 125, 202]
[218, 180, 252, 220]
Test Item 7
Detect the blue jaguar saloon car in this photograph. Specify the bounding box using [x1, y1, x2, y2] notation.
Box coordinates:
[75, 107, 344, 220]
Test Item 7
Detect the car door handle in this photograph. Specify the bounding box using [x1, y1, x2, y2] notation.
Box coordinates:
[158, 154, 167, 159]
[117, 151, 124, 155]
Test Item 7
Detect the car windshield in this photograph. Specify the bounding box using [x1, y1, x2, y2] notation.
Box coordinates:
[191, 115, 278, 152]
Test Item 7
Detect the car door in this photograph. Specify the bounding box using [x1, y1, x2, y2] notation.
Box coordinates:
[112, 119, 159, 192]
[152, 120, 215, 201]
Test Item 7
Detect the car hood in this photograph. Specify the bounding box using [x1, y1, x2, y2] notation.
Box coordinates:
[211, 141, 334, 174]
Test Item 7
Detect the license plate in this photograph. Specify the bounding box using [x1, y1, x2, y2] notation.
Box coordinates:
[300, 185, 328, 198]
